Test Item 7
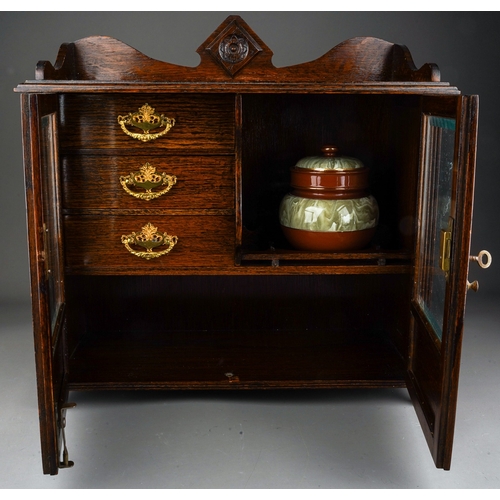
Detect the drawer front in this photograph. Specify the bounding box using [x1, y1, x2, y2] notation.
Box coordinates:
[59, 94, 235, 151]
[64, 215, 234, 271]
[62, 155, 235, 210]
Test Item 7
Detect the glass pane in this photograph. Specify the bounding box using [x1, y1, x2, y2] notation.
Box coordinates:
[417, 116, 456, 340]
[41, 113, 63, 336]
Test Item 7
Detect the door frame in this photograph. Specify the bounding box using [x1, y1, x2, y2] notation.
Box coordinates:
[408, 94, 478, 469]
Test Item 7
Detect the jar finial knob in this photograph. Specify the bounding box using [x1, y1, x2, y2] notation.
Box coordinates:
[321, 145, 339, 157]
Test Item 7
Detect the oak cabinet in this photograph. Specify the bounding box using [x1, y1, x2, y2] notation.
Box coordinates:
[15, 16, 489, 474]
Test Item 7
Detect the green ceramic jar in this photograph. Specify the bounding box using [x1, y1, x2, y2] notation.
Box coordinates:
[279, 146, 379, 251]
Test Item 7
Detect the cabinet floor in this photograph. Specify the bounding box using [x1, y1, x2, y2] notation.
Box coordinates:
[1, 297, 499, 488]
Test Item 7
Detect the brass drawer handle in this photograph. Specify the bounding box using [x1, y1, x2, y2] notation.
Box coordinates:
[121, 222, 178, 260]
[120, 162, 177, 201]
[117, 103, 175, 142]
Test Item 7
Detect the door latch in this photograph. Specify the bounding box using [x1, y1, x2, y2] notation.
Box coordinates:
[439, 218, 453, 279]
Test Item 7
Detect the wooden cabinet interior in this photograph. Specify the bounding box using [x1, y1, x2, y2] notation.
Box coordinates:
[64, 274, 410, 389]
[240, 93, 419, 257]
[15, 16, 481, 474]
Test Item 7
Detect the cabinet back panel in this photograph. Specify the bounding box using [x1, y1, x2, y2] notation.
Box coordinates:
[65, 274, 408, 335]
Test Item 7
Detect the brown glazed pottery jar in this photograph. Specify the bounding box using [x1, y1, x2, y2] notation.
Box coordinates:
[279, 145, 379, 251]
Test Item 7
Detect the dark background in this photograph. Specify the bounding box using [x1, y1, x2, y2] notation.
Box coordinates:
[1, 11, 499, 302]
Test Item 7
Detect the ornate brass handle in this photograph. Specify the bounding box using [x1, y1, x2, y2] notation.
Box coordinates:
[120, 163, 177, 201]
[117, 103, 175, 142]
[121, 222, 178, 260]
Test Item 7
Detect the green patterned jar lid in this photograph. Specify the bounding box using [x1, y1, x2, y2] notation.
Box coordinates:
[295, 145, 364, 171]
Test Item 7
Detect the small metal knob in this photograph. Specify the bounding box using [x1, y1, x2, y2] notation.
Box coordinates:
[469, 250, 492, 269]
[321, 145, 339, 157]
[467, 280, 479, 292]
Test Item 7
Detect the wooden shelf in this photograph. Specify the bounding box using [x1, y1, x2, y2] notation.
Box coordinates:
[238, 247, 411, 262]
[236, 247, 412, 273]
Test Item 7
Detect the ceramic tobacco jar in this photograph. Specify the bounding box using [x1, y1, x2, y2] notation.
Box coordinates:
[279, 145, 379, 251]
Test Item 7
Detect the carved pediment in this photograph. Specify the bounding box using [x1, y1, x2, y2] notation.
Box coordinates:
[32, 15, 440, 84]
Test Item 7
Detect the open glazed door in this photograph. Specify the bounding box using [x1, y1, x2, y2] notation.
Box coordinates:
[408, 94, 479, 469]
[21, 93, 72, 475]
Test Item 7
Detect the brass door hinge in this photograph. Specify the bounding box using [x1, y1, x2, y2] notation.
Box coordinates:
[439, 218, 453, 279]
[42, 223, 51, 279]
[57, 402, 76, 469]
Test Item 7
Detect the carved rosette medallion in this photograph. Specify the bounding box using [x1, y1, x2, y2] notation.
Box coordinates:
[205, 20, 262, 77]
[219, 34, 249, 64]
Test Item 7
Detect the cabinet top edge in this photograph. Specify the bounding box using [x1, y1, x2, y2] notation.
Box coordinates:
[14, 82, 461, 95]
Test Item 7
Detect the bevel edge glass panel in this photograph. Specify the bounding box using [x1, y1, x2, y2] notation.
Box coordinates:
[416, 115, 456, 342]
[428, 116, 456, 131]
[41, 113, 63, 336]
